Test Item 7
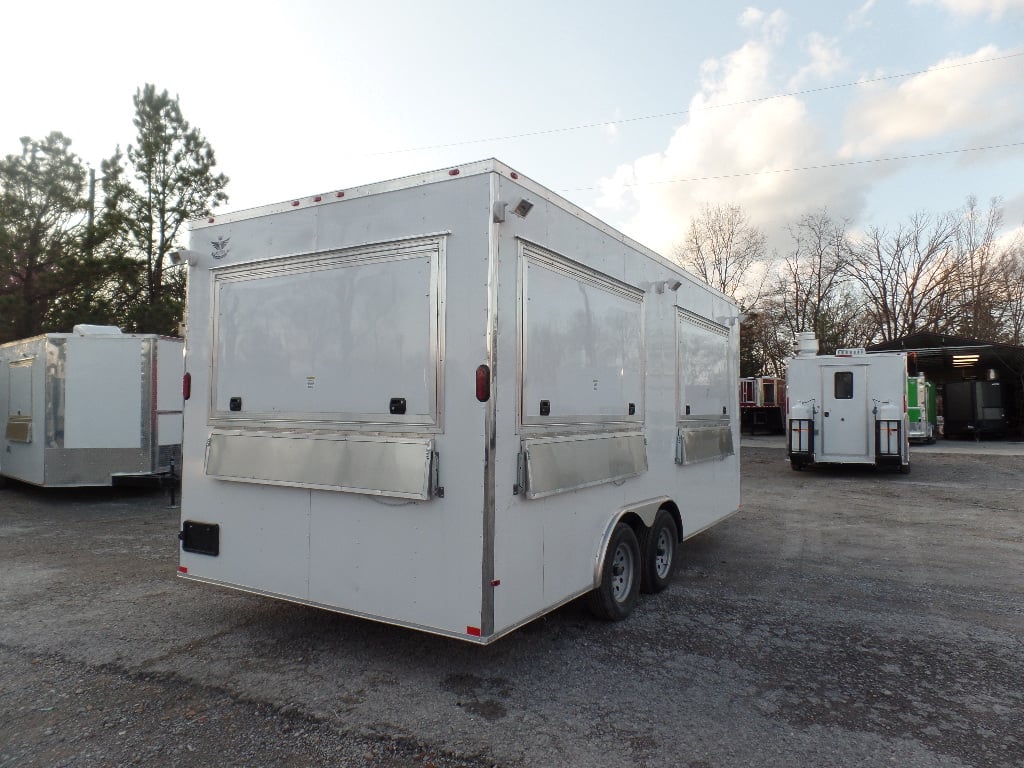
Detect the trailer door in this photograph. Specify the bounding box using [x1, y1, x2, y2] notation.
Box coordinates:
[819, 363, 869, 459]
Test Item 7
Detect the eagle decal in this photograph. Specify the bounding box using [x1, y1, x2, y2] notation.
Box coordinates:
[211, 236, 231, 260]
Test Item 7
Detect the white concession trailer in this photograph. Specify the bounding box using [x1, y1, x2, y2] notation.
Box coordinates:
[176, 159, 741, 643]
[786, 333, 910, 472]
[0, 326, 184, 487]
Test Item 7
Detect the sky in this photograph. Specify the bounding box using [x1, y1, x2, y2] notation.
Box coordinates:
[2, 0, 1022, 260]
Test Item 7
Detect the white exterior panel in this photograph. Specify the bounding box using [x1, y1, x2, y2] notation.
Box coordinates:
[520, 247, 645, 423]
[157, 338, 185, 450]
[1, 339, 47, 485]
[0, 332, 183, 486]
[210, 239, 441, 425]
[786, 350, 909, 469]
[64, 336, 143, 449]
[818, 361, 872, 459]
[178, 160, 741, 642]
[487, 171, 740, 638]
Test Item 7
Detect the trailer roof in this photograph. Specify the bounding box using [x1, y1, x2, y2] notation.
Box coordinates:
[187, 159, 730, 304]
[0, 332, 179, 350]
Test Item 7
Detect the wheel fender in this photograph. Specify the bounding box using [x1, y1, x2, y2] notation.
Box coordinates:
[592, 497, 671, 589]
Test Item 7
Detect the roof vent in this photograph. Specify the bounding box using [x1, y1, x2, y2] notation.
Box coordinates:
[793, 332, 818, 357]
[72, 324, 123, 336]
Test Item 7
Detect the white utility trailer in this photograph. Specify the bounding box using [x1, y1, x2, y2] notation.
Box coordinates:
[786, 333, 909, 472]
[176, 159, 741, 644]
[0, 326, 184, 487]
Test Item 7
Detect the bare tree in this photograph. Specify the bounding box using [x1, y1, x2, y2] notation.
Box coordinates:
[773, 209, 866, 352]
[673, 203, 769, 309]
[738, 303, 794, 377]
[999, 238, 1024, 345]
[846, 211, 958, 342]
[944, 196, 1014, 340]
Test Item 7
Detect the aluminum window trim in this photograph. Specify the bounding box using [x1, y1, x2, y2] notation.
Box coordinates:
[516, 240, 646, 430]
[675, 306, 733, 424]
[207, 234, 446, 432]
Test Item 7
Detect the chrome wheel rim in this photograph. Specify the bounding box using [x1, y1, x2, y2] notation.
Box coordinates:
[610, 541, 635, 603]
[654, 528, 674, 579]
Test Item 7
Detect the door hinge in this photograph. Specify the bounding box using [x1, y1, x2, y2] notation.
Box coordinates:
[431, 450, 444, 498]
[514, 451, 526, 495]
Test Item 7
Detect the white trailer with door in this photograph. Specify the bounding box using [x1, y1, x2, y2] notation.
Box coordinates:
[0, 326, 184, 487]
[176, 159, 741, 644]
[786, 334, 909, 472]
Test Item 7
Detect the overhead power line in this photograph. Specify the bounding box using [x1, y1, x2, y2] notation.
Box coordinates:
[368, 51, 1024, 157]
[563, 141, 1024, 191]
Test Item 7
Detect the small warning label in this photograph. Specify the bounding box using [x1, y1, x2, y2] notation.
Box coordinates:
[306, 377, 316, 389]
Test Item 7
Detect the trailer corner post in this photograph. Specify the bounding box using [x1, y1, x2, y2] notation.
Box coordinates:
[480, 171, 502, 640]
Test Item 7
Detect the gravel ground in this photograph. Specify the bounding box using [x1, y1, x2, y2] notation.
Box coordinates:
[1, 444, 1022, 767]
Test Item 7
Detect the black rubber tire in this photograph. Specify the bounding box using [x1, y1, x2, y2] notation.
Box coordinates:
[899, 461, 911, 474]
[639, 509, 679, 594]
[587, 522, 641, 621]
[790, 459, 804, 471]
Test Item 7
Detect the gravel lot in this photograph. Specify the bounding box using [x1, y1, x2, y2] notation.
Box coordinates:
[1, 441, 1022, 767]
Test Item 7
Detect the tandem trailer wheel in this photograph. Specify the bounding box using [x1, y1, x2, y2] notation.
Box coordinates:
[638, 509, 679, 594]
[588, 522, 641, 621]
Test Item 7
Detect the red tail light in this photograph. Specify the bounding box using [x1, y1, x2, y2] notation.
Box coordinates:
[183, 372, 192, 400]
[476, 364, 490, 402]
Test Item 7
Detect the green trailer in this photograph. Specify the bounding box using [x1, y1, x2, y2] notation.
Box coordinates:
[907, 374, 937, 443]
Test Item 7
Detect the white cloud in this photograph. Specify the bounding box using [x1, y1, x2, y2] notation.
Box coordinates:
[839, 45, 1021, 158]
[910, 0, 1024, 19]
[594, 31, 1023, 266]
[1002, 191, 1024, 234]
[738, 7, 765, 28]
[789, 33, 847, 88]
[847, 0, 877, 28]
[739, 7, 787, 41]
[595, 19, 867, 257]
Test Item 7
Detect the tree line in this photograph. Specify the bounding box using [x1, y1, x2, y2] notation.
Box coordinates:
[4, 88, 1020, 375]
[675, 198, 1024, 377]
[0, 84, 228, 343]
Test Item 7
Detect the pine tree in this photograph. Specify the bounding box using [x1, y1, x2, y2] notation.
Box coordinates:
[102, 84, 228, 334]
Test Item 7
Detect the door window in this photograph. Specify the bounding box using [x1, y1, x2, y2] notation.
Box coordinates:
[834, 371, 854, 399]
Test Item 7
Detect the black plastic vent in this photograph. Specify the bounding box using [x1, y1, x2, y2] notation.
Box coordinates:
[180, 521, 220, 556]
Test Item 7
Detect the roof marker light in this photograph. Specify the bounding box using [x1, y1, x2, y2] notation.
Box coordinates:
[510, 171, 519, 179]
[207, 217, 215, 223]
[448, 168, 460, 176]
[313, 195, 322, 202]
[466, 626, 482, 637]
[183, 372, 191, 400]
[336, 191, 345, 198]
[291, 200, 300, 207]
